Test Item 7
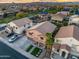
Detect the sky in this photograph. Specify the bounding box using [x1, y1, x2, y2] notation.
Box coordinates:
[0, 0, 79, 3]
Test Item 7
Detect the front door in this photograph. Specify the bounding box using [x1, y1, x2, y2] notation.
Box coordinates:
[61, 51, 66, 58]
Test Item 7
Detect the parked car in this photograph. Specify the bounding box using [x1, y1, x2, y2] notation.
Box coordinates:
[71, 56, 78, 59]
[8, 34, 22, 43]
[0, 24, 7, 31]
[7, 32, 15, 37]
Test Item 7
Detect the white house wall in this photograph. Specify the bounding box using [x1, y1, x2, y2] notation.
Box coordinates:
[55, 37, 79, 47]
[54, 37, 79, 58]
[69, 18, 79, 24]
[8, 22, 18, 28]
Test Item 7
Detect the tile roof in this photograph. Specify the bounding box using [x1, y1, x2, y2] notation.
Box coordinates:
[28, 21, 56, 35]
[55, 25, 79, 41]
[51, 14, 65, 21]
[57, 11, 69, 16]
[53, 44, 71, 52]
[60, 44, 71, 52]
[11, 17, 32, 27]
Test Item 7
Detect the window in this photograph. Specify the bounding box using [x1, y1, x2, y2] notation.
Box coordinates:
[24, 25, 26, 27]
[56, 40, 61, 43]
[13, 26, 15, 28]
[29, 32, 33, 35]
[61, 51, 66, 58]
[40, 37, 44, 40]
[28, 26, 31, 28]
[27, 23, 30, 25]
[16, 27, 17, 29]
[57, 49, 60, 52]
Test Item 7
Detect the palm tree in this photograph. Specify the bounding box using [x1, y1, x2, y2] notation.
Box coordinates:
[46, 33, 54, 46]
[45, 33, 54, 58]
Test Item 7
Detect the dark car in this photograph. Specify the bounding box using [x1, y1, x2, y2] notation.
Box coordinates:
[0, 24, 7, 31]
[7, 32, 15, 37]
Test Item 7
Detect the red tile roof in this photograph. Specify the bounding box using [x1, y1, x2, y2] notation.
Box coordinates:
[55, 25, 79, 41]
[60, 44, 71, 52]
[53, 44, 71, 52]
[28, 21, 57, 35]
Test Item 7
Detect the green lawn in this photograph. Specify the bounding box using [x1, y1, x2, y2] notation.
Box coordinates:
[31, 47, 42, 57]
[0, 16, 15, 24]
[44, 9, 58, 13]
[26, 45, 33, 52]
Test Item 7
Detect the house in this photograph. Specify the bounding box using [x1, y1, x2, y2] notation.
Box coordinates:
[51, 14, 65, 21]
[0, 11, 4, 19]
[56, 11, 70, 16]
[69, 15, 79, 25]
[51, 25, 79, 59]
[63, 7, 71, 11]
[8, 17, 33, 34]
[26, 21, 57, 48]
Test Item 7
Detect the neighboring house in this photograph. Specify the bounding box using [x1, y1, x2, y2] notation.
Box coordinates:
[63, 7, 71, 11]
[51, 14, 65, 22]
[69, 15, 79, 25]
[8, 17, 33, 34]
[26, 21, 57, 48]
[56, 11, 70, 16]
[51, 25, 79, 59]
[0, 11, 4, 19]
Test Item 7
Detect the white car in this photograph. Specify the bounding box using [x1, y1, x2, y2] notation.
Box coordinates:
[8, 34, 22, 43]
[72, 56, 78, 59]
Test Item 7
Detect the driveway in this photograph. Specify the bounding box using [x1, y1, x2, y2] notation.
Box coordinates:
[12, 36, 34, 50]
[51, 53, 65, 59]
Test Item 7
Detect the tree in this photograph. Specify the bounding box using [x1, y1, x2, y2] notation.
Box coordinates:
[16, 12, 27, 19]
[2, 8, 6, 11]
[45, 33, 54, 57]
[46, 33, 54, 48]
[3, 13, 8, 18]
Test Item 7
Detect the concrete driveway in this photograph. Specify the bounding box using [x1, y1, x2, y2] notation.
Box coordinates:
[51, 53, 65, 59]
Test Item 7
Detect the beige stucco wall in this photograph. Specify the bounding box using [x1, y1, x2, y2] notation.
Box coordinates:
[8, 22, 33, 29]
[69, 18, 79, 24]
[55, 37, 79, 53]
[60, 49, 69, 59]
[8, 22, 19, 30]
[27, 30, 46, 45]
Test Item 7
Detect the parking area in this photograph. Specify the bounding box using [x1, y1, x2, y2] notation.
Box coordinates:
[13, 36, 34, 50]
[14, 36, 44, 58]
[0, 31, 33, 50]
[0, 30, 45, 58]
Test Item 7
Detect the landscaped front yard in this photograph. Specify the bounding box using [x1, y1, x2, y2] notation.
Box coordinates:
[26, 45, 42, 57]
[26, 45, 33, 52]
[31, 47, 42, 57]
[0, 16, 15, 23]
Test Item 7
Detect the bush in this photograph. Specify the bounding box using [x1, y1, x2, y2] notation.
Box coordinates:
[31, 47, 42, 57]
[26, 45, 33, 52]
[16, 12, 27, 19]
